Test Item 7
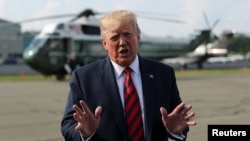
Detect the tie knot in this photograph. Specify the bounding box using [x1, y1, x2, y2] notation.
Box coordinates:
[124, 67, 132, 74]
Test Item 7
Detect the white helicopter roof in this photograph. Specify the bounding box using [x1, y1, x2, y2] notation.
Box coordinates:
[73, 16, 100, 26]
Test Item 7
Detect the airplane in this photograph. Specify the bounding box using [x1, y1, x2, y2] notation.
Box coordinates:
[22, 9, 235, 80]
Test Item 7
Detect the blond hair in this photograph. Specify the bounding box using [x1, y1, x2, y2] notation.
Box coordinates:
[99, 10, 141, 38]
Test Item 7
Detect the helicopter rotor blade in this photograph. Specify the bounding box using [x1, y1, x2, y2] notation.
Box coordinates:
[210, 19, 220, 39]
[133, 10, 180, 18]
[0, 14, 77, 29]
[203, 11, 211, 28]
[211, 19, 220, 30]
[16, 8, 185, 24]
[69, 9, 185, 24]
[0, 8, 185, 29]
[138, 15, 185, 24]
[19, 14, 76, 23]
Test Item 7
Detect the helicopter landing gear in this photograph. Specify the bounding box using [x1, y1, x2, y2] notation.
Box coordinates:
[180, 64, 188, 71]
[56, 74, 66, 81]
[197, 62, 203, 69]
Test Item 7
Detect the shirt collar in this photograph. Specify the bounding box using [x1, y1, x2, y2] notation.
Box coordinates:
[111, 55, 140, 78]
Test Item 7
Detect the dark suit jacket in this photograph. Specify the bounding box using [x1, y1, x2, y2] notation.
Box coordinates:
[61, 56, 189, 141]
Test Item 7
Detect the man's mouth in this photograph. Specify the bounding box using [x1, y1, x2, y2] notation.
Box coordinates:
[119, 48, 129, 56]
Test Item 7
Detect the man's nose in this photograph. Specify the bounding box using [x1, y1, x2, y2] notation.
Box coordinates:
[118, 35, 126, 45]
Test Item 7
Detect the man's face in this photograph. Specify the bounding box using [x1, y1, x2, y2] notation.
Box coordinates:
[101, 21, 140, 67]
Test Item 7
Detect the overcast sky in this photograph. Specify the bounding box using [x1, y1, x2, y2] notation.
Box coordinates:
[0, 0, 249, 38]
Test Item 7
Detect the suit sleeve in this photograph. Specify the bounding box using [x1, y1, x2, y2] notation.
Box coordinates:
[168, 67, 189, 141]
[61, 71, 84, 141]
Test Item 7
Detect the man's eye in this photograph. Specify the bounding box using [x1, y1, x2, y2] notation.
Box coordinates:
[124, 33, 132, 37]
[110, 35, 119, 41]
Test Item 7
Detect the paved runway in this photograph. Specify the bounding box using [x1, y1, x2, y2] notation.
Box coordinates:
[177, 73, 250, 140]
[0, 80, 68, 141]
[1, 71, 250, 141]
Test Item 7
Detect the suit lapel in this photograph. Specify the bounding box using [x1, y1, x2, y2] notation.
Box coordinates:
[139, 58, 157, 140]
[97, 58, 128, 139]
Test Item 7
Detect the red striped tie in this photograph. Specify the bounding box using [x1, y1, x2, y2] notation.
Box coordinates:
[123, 67, 145, 141]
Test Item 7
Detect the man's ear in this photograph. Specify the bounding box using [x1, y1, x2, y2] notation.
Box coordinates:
[101, 39, 108, 50]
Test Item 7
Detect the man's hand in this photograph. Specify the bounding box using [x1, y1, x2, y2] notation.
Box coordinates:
[160, 102, 197, 134]
[73, 100, 102, 138]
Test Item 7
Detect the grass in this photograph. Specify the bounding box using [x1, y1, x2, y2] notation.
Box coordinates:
[175, 68, 250, 77]
[0, 68, 250, 81]
[0, 74, 55, 81]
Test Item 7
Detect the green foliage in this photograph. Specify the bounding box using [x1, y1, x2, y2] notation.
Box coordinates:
[228, 34, 250, 54]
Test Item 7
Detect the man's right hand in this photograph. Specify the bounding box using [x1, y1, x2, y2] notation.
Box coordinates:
[73, 100, 102, 138]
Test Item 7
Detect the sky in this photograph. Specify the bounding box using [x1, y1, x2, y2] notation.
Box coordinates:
[0, 0, 249, 38]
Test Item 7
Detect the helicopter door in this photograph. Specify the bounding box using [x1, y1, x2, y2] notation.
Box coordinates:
[62, 38, 75, 74]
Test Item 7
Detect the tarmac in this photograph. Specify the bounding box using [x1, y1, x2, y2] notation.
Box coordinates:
[1, 72, 250, 141]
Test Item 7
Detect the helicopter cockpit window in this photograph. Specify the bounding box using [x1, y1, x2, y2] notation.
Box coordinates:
[81, 25, 100, 35]
[27, 38, 47, 49]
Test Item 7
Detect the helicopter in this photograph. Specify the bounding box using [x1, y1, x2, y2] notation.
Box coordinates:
[22, 9, 235, 80]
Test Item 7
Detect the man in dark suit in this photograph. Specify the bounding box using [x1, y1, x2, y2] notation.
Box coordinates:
[61, 10, 196, 141]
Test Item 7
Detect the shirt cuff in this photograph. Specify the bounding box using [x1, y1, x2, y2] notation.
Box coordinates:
[80, 131, 96, 141]
[166, 128, 185, 140]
